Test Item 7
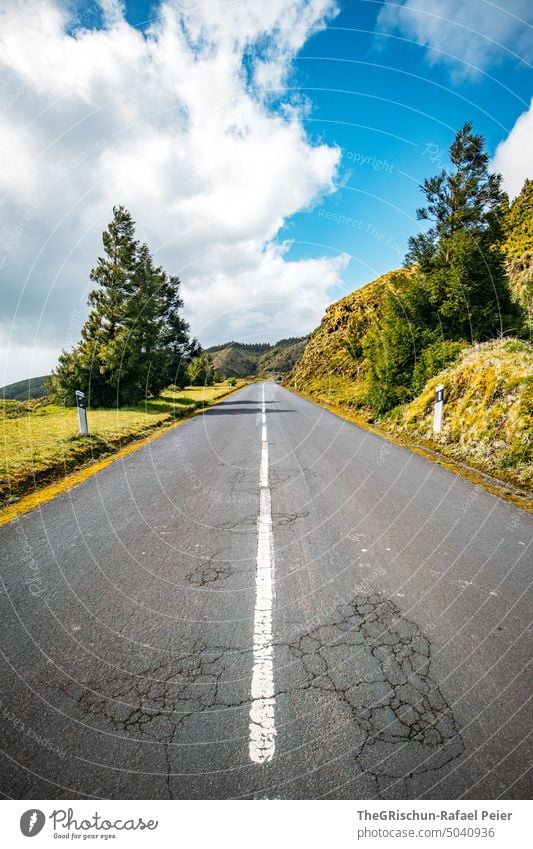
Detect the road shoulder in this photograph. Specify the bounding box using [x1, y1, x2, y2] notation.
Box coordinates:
[284, 386, 533, 514]
[0, 383, 248, 528]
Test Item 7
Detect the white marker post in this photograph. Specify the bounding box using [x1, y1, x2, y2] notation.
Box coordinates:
[433, 383, 444, 434]
[75, 390, 88, 435]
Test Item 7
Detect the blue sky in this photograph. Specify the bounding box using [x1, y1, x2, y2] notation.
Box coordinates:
[0, 0, 531, 383]
[279, 0, 532, 291]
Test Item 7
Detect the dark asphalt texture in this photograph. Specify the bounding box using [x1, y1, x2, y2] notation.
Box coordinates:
[0, 382, 531, 799]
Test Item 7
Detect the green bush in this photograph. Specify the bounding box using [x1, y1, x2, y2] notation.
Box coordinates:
[412, 339, 467, 395]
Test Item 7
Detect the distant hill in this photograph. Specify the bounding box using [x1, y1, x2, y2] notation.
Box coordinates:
[1, 375, 51, 400]
[206, 337, 306, 378]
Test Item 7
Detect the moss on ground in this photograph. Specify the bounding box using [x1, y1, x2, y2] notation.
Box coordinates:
[382, 339, 532, 489]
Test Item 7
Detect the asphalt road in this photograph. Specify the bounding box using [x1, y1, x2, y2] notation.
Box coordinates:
[0, 383, 531, 799]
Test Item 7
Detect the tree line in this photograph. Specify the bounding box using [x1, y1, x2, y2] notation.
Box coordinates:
[362, 123, 529, 414]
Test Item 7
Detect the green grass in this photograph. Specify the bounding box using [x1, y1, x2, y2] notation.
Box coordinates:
[382, 339, 533, 490]
[0, 382, 243, 506]
[289, 265, 532, 492]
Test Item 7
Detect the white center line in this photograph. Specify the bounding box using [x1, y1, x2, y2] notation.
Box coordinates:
[249, 383, 276, 764]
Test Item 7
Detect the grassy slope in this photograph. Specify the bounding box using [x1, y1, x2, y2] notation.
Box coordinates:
[0, 383, 242, 507]
[289, 271, 532, 493]
[209, 338, 306, 378]
[290, 270, 399, 405]
[257, 340, 306, 375]
[383, 339, 532, 489]
[210, 347, 258, 377]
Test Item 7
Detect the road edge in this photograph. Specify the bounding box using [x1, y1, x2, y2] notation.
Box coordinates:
[285, 386, 533, 514]
[0, 383, 247, 528]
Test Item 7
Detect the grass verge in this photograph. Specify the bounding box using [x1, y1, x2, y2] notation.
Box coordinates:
[286, 386, 533, 514]
[0, 382, 245, 522]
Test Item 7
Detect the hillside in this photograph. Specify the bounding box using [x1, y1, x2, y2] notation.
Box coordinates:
[289, 270, 403, 405]
[288, 173, 533, 492]
[207, 337, 306, 378]
[384, 339, 532, 489]
[209, 346, 259, 378]
[290, 276, 532, 489]
[289, 281, 531, 493]
[1, 375, 51, 401]
[503, 178, 532, 334]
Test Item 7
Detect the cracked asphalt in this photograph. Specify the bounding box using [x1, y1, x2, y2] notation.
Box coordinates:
[0, 382, 531, 799]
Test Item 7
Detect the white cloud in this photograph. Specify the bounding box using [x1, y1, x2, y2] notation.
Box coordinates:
[185, 244, 350, 343]
[0, 0, 343, 384]
[377, 0, 533, 79]
[491, 98, 533, 197]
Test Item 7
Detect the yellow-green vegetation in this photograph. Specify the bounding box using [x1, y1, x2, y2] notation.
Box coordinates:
[382, 339, 532, 489]
[289, 172, 533, 494]
[289, 273, 532, 493]
[290, 270, 402, 405]
[503, 179, 532, 332]
[0, 382, 242, 507]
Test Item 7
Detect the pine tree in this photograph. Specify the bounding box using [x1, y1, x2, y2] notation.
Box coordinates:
[160, 275, 200, 389]
[405, 122, 517, 341]
[55, 206, 139, 406]
[51, 207, 194, 406]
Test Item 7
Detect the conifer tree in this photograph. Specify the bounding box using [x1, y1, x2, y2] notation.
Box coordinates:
[363, 123, 521, 415]
[160, 275, 200, 389]
[405, 122, 516, 341]
[51, 207, 194, 406]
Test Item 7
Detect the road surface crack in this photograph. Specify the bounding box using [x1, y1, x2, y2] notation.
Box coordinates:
[282, 592, 465, 797]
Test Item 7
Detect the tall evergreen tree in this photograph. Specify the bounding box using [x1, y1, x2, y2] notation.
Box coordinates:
[405, 122, 516, 341]
[363, 123, 521, 415]
[51, 207, 194, 406]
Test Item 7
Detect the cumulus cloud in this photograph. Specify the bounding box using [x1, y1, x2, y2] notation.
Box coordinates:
[0, 0, 344, 385]
[377, 0, 533, 79]
[491, 99, 533, 197]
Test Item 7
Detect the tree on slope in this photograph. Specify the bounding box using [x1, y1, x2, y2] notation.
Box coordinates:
[405, 122, 517, 341]
[364, 123, 521, 414]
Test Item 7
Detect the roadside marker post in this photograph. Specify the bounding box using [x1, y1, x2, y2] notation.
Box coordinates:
[433, 383, 444, 434]
[75, 390, 88, 436]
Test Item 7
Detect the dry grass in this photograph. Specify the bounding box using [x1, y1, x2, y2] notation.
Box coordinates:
[289, 269, 406, 407]
[0, 382, 242, 506]
[383, 339, 532, 489]
[289, 263, 532, 492]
